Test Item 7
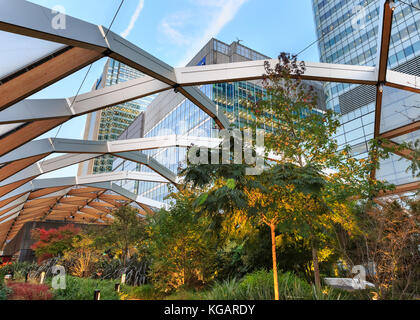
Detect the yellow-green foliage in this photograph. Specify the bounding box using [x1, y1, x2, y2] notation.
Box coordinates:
[147, 193, 217, 293]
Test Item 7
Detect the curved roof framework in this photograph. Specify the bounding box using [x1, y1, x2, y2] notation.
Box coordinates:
[0, 172, 168, 248]
[0, 0, 418, 245]
[0, 135, 227, 196]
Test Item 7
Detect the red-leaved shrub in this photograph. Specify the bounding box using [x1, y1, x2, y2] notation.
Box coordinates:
[31, 224, 81, 263]
[6, 282, 53, 300]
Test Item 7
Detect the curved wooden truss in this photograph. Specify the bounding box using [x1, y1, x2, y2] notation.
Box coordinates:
[0, 172, 167, 248]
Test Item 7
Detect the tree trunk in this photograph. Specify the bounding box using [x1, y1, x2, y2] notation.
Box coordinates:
[123, 246, 128, 267]
[312, 245, 321, 290]
[270, 223, 279, 300]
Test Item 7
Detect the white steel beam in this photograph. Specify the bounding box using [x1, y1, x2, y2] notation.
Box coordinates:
[0, 0, 108, 51]
[113, 152, 177, 184]
[0, 77, 170, 124]
[0, 135, 220, 164]
[0, 154, 171, 194]
[0, 1, 178, 85]
[175, 60, 378, 86]
[386, 70, 420, 94]
[103, 29, 177, 85]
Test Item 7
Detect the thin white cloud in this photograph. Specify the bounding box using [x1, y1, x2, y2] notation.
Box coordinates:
[179, 0, 247, 66]
[159, 0, 248, 66]
[120, 0, 145, 39]
[159, 12, 193, 46]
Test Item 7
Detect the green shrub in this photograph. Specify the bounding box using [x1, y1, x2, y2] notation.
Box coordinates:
[204, 270, 313, 300]
[164, 289, 205, 300]
[122, 284, 207, 300]
[147, 196, 216, 293]
[121, 284, 157, 300]
[49, 276, 120, 300]
[0, 261, 38, 281]
[238, 270, 274, 300]
[0, 282, 11, 300]
[204, 278, 245, 300]
[203, 270, 368, 300]
[214, 240, 249, 281]
[277, 271, 313, 300]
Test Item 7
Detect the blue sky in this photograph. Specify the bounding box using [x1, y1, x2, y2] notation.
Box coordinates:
[27, 0, 320, 178]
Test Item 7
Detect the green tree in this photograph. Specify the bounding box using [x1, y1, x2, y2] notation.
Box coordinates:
[182, 53, 391, 299]
[97, 205, 146, 266]
[146, 192, 216, 293]
[244, 163, 332, 296]
[248, 53, 390, 291]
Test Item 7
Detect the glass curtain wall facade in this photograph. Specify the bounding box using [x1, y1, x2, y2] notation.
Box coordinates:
[113, 38, 326, 204]
[113, 39, 273, 203]
[97, 59, 155, 142]
[312, 0, 420, 185]
[139, 81, 266, 203]
[79, 58, 155, 175]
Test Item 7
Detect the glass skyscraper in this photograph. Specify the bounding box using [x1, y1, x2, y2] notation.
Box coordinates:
[113, 39, 271, 203]
[113, 38, 326, 204]
[78, 58, 156, 176]
[312, 0, 420, 186]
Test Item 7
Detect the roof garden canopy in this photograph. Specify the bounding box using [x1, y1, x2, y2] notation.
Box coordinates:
[0, 0, 418, 247]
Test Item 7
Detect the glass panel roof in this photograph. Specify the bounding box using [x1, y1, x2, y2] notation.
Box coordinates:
[377, 153, 418, 186]
[380, 86, 420, 134]
[392, 129, 420, 145]
[333, 89, 375, 159]
[0, 30, 66, 80]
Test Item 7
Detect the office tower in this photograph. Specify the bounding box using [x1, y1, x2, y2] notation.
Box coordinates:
[78, 58, 156, 175]
[312, 0, 420, 186]
[113, 38, 326, 203]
